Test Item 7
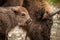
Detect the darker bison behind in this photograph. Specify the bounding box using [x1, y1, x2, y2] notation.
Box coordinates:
[0, 0, 23, 6]
[25, 7, 53, 40]
[23, 0, 54, 40]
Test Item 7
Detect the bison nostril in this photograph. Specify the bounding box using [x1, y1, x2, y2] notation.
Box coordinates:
[21, 13, 26, 16]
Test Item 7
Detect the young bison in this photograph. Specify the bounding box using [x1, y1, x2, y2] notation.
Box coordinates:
[0, 6, 31, 40]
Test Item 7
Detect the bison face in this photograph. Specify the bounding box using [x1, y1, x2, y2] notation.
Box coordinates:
[16, 6, 31, 25]
[8, 6, 32, 25]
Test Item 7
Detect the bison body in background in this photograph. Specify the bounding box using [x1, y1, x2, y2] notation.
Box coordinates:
[0, 0, 23, 6]
[23, 0, 53, 40]
[23, 0, 53, 20]
[0, 6, 31, 40]
[25, 7, 53, 40]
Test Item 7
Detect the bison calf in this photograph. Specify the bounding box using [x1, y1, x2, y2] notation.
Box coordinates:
[0, 6, 31, 40]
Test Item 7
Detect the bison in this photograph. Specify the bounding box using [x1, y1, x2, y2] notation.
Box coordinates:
[25, 8, 60, 40]
[23, 0, 60, 40]
[0, 0, 24, 6]
[22, 0, 53, 40]
[0, 6, 31, 40]
[23, 7, 53, 40]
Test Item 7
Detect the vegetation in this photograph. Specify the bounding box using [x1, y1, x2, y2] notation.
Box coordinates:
[46, 0, 60, 8]
[47, 0, 60, 3]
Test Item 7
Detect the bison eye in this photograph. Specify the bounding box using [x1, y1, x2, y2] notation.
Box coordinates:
[21, 13, 26, 16]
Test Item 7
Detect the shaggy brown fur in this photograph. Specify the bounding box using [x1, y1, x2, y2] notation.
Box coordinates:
[0, 7, 18, 40]
[23, 0, 53, 20]
[7, 6, 31, 25]
[25, 8, 53, 40]
[0, 0, 24, 6]
[4, 0, 24, 6]
[23, 0, 53, 40]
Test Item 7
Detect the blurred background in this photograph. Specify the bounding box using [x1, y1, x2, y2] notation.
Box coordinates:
[46, 0, 60, 40]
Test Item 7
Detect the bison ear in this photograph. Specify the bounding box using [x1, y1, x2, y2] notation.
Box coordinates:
[11, 8, 19, 15]
[12, 9, 19, 15]
[8, 6, 20, 15]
